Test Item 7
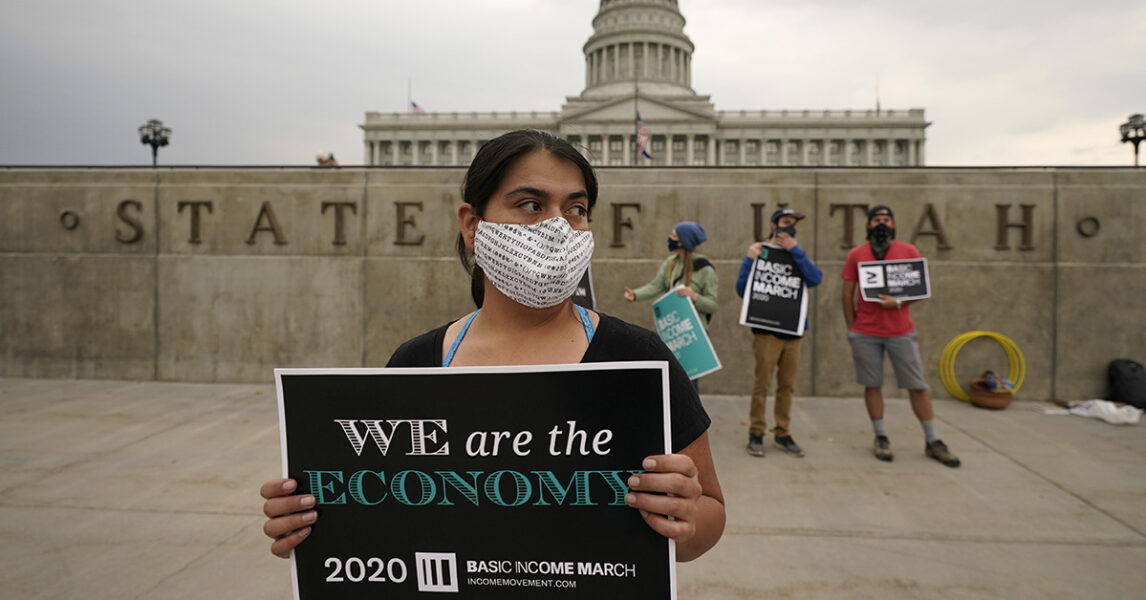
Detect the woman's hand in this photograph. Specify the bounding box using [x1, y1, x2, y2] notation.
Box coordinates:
[746, 242, 763, 259]
[623, 286, 636, 302]
[261, 478, 317, 558]
[630, 433, 724, 561]
[675, 287, 699, 301]
[625, 454, 703, 546]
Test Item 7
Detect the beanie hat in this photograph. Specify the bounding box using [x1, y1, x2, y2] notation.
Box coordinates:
[674, 222, 707, 251]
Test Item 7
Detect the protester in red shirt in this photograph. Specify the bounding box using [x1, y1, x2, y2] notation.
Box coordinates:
[841, 206, 960, 467]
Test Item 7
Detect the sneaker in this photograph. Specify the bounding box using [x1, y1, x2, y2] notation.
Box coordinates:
[774, 435, 805, 457]
[746, 433, 765, 457]
[925, 439, 961, 468]
[873, 435, 894, 462]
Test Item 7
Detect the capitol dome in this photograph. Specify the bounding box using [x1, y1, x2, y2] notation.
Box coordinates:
[581, 0, 697, 98]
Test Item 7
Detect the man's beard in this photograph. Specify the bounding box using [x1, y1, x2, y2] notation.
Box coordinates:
[867, 224, 895, 259]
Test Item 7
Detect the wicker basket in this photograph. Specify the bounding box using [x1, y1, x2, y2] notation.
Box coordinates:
[969, 379, 1012, 410]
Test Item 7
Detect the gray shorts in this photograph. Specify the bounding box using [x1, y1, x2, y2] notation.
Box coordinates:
[847, 330, 929, 390]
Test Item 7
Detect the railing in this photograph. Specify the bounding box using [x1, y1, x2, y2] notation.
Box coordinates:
[364, 111, 561, 122]
[715, 109, 925, 119]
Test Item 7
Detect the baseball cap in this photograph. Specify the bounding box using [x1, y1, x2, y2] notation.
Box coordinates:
[867, 205, 894, 221]
[770, 207, 807, 223]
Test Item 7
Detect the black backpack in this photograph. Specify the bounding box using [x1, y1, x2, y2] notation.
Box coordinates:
[1108, 359, 1146, 409]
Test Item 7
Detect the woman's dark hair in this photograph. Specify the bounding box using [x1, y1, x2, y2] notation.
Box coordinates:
[457, 129, 598, 307]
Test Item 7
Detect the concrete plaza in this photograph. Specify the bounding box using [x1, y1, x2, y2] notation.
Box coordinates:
[1, 377, 1144, 599]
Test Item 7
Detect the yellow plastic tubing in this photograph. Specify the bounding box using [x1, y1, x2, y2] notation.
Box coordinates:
[939, 331, 1025, 401]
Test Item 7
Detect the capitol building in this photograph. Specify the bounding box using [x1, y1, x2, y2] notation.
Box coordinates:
[360, 0, 929, 168]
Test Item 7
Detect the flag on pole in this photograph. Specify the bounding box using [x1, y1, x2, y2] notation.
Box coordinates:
[636, 112, 653, 159]
[410, 101, 427, 115]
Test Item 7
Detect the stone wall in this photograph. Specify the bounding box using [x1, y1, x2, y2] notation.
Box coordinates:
[2, 167, 1143, 400]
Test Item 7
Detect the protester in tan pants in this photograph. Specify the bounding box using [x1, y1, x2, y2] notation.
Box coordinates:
[749, 334, 802, 444]
[736, 208, 823, 457]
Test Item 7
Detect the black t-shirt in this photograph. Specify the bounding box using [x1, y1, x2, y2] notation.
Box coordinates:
[386, 312, 711, 453]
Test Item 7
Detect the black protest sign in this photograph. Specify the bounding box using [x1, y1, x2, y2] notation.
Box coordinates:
[572, 265, 596, 310]
[858, 258, 931, 302]
[276, 363, 674, 600]
[737, 247, 808, 336]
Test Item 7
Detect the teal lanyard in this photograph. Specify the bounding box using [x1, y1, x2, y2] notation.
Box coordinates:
[574, 304, 596, 343]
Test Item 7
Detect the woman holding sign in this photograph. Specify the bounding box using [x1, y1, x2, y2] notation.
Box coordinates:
[261, 130, 725, 563]
[622, 222, 719, 325]
[623, 223, 719, 391]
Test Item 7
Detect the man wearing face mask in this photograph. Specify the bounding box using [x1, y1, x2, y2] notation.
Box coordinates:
[841, 205, 961, 468]
[736, 208, 822, 458]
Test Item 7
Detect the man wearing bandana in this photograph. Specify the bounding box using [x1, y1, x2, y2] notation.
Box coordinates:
[841, 206, 961, 468]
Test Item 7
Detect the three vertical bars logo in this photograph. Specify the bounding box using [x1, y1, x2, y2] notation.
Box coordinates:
[416, 552, 459, 593]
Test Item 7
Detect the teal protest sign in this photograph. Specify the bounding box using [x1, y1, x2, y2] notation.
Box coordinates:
[651, 286, 721, 380]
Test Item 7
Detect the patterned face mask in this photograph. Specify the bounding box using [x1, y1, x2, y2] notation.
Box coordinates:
[474, 216, 595, 309]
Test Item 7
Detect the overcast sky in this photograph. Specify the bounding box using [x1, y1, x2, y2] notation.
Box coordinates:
[2, 0, 1143, 166]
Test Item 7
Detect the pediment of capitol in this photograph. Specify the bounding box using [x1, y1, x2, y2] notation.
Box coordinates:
[362, 0, 928, 168]
[560, 94, 715, 124]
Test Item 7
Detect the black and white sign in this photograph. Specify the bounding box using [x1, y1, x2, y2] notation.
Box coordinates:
[737, 247, 808, 336]
[858, 258, 931, 302]
[276, 363, 675, 600]
[572, 265, 596, 310]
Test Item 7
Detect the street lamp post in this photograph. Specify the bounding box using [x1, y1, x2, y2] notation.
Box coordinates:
[1120, 113, 1145, 167]
[138, 119, 172, 167]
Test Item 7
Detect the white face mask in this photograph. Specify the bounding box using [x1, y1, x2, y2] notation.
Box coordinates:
[474, 216, 595, 309]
